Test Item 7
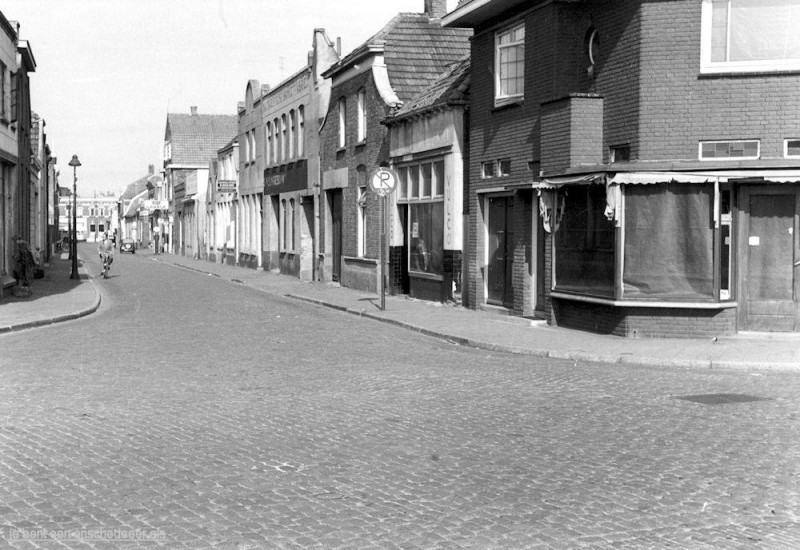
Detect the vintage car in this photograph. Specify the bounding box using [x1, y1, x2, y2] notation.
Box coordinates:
[120, 238, 136, 254]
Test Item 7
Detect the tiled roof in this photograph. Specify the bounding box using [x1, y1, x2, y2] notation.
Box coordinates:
[165, 113, 238, 166]
[387, 55, 470, 121]
[119, 175, 149, 201]
[329, 13, 472, 103]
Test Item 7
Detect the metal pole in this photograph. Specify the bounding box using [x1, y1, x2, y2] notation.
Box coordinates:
[380, 194, 386, 311]
[70, 166, 78, 279]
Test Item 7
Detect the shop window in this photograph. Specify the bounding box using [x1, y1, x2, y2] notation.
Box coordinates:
[409, 166, 419, 198]
[701, 0, 800, 74]
[409, 202, 444, 276]
[719, 185, 733, 300]
[623, 182, 714, 300]
[554, 185, 615, 297]
[398, 166, 408, 200]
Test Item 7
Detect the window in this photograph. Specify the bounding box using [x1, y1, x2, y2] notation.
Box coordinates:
[701, 0, 800, 74]
[243, 132, 250, 164]
[482, 161, 496, 179]
[289, 198, 296, 250]
[0, 62, 5, 121]
[357, 186, 367, 257]
[498, 159, 511, 177]
[398, 160, 446, 276]
[250, 131, 256, 163]
[357, 88, 367, 142]
[297, 106, 305, 157]
[338, 97, 347, 148]
[273, 118, 280, 162]
[554, 185, 616, 297]
[785, 139, 800, 158]
[289, 110, 295, 160]
[495, 22, 525, 103]
[281, 115, 287, 162]
[699, 140, 759, 160]
[610, 145, 631, 163]
[264, 122, 272, 166]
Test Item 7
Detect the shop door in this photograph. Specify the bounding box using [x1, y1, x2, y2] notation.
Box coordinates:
[487, 195, 514, 307]
[741, 187, 799, 331]
[331, 190, 343, 282]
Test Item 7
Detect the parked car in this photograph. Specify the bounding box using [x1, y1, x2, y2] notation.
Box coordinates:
[120, 238, 135, 254]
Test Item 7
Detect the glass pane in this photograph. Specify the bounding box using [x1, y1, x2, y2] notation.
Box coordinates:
[433, 161, 444, 196]
[398, 167, 408, 199]
[554, 185, 615, 297]
[421, 164, 432, 197]
[623, 183, 714, 299]
[730, 0, 800, 61]
[409, 166, 419, 198]
[711, 0, 729, 62]
[409, 201, 444, 275]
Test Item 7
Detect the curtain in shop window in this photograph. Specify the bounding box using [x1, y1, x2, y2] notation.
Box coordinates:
[623, 183, 714, 300]
[409, 202, 444, 275]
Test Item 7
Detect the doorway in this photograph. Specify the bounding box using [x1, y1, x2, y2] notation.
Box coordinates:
[330, 189, 343, 282]
[739, 186, 799, 331]
[487, 195, 514, 307]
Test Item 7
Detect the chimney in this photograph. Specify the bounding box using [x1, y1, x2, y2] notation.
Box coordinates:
[148, 164, 154, 175]
[424, 0, 447, 19]
[190, 106, 198, 116]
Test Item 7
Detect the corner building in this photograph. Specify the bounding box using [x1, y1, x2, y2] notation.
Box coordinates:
[445, 0, 800, 336]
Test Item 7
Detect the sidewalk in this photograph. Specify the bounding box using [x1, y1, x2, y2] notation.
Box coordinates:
[3, 249, 800, 372]
[0, 253, 99, 333]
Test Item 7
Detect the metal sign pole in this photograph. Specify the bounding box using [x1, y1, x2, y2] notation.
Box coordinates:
[380, 195, 386, 311]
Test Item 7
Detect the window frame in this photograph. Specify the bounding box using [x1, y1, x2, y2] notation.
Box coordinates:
[699, 139, 760, 161]
[784, 139, 800, 158]
[357, 88, 367, 143]
[297, 106, 305, 158]
[338, 97, 347, 148]
[700, 0, 800, 74]
[494, 21, 525, 105]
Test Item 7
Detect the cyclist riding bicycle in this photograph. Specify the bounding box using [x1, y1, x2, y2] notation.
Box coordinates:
[97, 232, 114, 273]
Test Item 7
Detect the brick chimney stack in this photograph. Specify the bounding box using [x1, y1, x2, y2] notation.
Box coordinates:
[424, 0, 447, 19]
[190, 106, 198, 116]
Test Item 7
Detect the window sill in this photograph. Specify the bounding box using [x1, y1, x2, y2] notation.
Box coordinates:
[354, 140, 367, 148]
[492, 97, 524, 111]
[336, 146, 347, 154]
[409, 271, 443, 281]
[342, 255, 377, 266]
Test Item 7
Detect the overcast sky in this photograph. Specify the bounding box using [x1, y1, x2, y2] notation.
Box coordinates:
[4, 0, 457, 197]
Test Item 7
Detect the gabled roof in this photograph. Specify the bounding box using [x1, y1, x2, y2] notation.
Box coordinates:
[325, 12, 472, 103]
[165, 112, 238, 166]
[385, 55, 470, 122]
[119, 174, 150, 201]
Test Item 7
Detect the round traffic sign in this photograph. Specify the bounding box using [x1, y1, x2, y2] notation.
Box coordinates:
[370, 167, 398, 196]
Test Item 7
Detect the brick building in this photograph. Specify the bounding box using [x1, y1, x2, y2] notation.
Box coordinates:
[445, 0, 800, 336]
[261, 29, 340, 280]
[320, 0, 471, 293]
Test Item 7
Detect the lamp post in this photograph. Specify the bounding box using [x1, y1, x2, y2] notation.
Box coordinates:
[68, 155, 81, 279]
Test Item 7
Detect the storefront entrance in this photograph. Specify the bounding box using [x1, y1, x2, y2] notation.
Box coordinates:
[739, 186, 800, 331]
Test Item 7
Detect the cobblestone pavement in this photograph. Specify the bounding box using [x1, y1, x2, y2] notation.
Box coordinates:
[0, 249, 799, 549]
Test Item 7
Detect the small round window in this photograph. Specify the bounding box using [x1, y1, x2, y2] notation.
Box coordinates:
[587, 28, 600, 66]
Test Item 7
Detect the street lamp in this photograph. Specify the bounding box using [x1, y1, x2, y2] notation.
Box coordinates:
[68, 154, 81, 279]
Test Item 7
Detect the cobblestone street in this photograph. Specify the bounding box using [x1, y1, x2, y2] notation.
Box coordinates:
[1, 251, 799, 549]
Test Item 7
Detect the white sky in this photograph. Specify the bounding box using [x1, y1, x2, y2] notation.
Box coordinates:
[4, 0, 458, 196]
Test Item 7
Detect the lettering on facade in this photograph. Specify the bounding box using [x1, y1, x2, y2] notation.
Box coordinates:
[262, 74, 309, 113]
[216, 180, 237, 193]
[444, 173, 453, 248]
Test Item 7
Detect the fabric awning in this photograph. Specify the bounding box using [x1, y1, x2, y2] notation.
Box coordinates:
[534, 170, 800, 187]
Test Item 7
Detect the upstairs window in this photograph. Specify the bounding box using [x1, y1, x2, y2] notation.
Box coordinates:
[297, 106, 305, 157]
[701, 0, 800, 74]
[281, 115, 287, 163]
[357, 88, 367, 142]
[289, 110, 296, 160]
[785, 139, 800, 158]
[265, 122, 272, 165]
[495, 22, 525, 104]
[338, 97, 347, 148]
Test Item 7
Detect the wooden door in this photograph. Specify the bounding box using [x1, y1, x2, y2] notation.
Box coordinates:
[740, 187, 798, 331]
[331, 190, 343, 282]
[487, 196, 513, 307]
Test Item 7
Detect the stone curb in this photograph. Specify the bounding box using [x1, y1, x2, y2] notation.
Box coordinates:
[163, 259, 800, 373]
[0, 264, 101, 334]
